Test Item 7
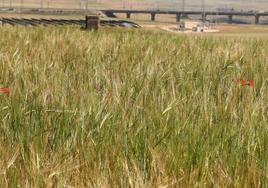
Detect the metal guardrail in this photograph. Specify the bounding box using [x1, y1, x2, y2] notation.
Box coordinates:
[0, 17, 141, 28]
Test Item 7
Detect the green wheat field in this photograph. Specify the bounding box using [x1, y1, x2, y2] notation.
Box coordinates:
[0, 26, 268, 187]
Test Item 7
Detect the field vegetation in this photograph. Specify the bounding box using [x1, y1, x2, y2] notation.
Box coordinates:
[0, 26, 268, 187]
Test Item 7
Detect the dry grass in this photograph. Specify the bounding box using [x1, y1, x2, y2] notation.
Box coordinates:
[0, 25, 268, 187]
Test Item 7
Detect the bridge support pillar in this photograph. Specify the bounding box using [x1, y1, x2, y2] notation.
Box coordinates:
[126, 13, 131, 19]
[255, 15, 260, 24]
[202, 13, 206, 23]
[228, 15, 233, 24]
[151, 13, 156, 21]
[176, 13, 181, 22]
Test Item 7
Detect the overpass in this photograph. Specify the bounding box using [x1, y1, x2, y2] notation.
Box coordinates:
[102, 9, 268, 24]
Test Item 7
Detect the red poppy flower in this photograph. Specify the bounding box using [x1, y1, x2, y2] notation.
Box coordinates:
[240, 79, 247, 86]
[248, 80, 255, 87]
[236, 79, 255, 88]
[0, 87, 10, 96]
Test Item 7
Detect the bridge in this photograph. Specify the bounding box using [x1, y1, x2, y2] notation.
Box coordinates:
[102, 9, 268, 24]
[0, 7, 267, 24]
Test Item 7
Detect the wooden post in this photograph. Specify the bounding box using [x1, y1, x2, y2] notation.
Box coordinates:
[85, 15, 100, 30]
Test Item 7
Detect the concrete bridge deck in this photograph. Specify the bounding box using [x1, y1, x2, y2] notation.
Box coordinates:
[102, 9, 268, 24]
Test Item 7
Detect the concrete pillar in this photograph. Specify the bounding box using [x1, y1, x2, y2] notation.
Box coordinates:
[228, 15, 233, 24]
[176, 13, 181, 22]
[255, 15, 260, 24]
[151, 13, 156, 21]
[126, 13, 131, 19]
[202, 13, 206, 22]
